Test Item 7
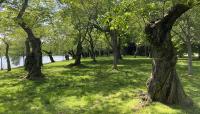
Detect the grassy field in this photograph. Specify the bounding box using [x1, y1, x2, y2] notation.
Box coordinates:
[0, 56, 200, 114]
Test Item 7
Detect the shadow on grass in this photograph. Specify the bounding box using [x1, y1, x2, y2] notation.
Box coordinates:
[0, 57, 200, 113]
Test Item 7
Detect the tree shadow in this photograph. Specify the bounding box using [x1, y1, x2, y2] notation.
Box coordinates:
[0, 57, 200, 113]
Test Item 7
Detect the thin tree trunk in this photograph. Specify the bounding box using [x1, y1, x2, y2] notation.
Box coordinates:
[117, 38, 122, 60]
[145, 4, 192, 106]
[88, 33, 96, 62]
[110, 30, 118, 69]
[134, 45, 138, 58]
[198, 46, 200, 59]
[0, 56, 3, 70]
[43, 50, 55, 63]
[5, 43, 11, 71]
[187, 40, 192, 75]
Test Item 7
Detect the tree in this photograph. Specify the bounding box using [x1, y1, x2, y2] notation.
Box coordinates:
[1, 37, 11, 71]
[42, 50, 55, 63]
[172, 14, 194, 75]
[16, 0, 43, 79]
[145, 4, 193, 106]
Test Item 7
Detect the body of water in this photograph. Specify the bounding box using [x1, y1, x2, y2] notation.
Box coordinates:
[0, 56, 71, 69]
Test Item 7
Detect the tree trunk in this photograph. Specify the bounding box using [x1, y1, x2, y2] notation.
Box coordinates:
[69, 50, 75, 59]
[186, 40, 192, 75]
[24, 38, 43, 79]
[134, 45, 138, 58]
[17, 0, 43, 79]
[88, 33, 96, 62]
[110, 30, 118, 69]
[5, 43, 11, 71]
[145, 4, 192, 106]
[43, 50, 55, 63]
[117, 38, 122, 60]
[198, 46, 200, 59]
[25, 39, 30, 70]
[0, 56, 3, 70]
[74, 39, 82, 66]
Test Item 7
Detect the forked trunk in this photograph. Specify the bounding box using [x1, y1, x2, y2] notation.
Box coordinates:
[145, 4, 192, 106]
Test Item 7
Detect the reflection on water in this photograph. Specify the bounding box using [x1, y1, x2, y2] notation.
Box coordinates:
[0, 56, 70, 69]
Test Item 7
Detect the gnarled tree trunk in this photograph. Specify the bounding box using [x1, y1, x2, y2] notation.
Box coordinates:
[17, 0, 43, 79]
[145, 4, 192, 106]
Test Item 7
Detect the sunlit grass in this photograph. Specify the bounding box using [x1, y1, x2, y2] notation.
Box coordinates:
[0, 56, 199, 114]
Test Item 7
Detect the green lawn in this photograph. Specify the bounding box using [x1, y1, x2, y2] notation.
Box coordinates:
[0, 56, 200, 114]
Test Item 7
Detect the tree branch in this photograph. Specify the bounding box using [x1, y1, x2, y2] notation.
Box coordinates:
[16, 0, 35, 38]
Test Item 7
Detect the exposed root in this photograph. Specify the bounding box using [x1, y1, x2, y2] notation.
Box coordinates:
[132, 91, 152, 113]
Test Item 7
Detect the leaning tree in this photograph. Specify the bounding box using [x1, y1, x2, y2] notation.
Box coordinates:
[144, 3, 200, 106]
[16, 0, 43, 79]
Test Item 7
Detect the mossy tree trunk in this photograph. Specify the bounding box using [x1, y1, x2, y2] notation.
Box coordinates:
[17, 0, 43, 79]
[145, 4, 192, 106]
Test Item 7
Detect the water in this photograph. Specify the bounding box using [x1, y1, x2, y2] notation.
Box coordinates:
[0, 56, 71, 69]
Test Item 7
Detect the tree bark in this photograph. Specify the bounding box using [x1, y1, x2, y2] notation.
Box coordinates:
[17, 0, 43, 79]
[43, 50, 55, 63]
[110, 30, 118, 69]
[145, 4, 192, 106]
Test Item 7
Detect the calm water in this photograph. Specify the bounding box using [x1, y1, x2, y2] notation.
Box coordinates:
[0, 56, 71, 69]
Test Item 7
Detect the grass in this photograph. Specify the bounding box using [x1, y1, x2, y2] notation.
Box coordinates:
[0, 56, 200, 114]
